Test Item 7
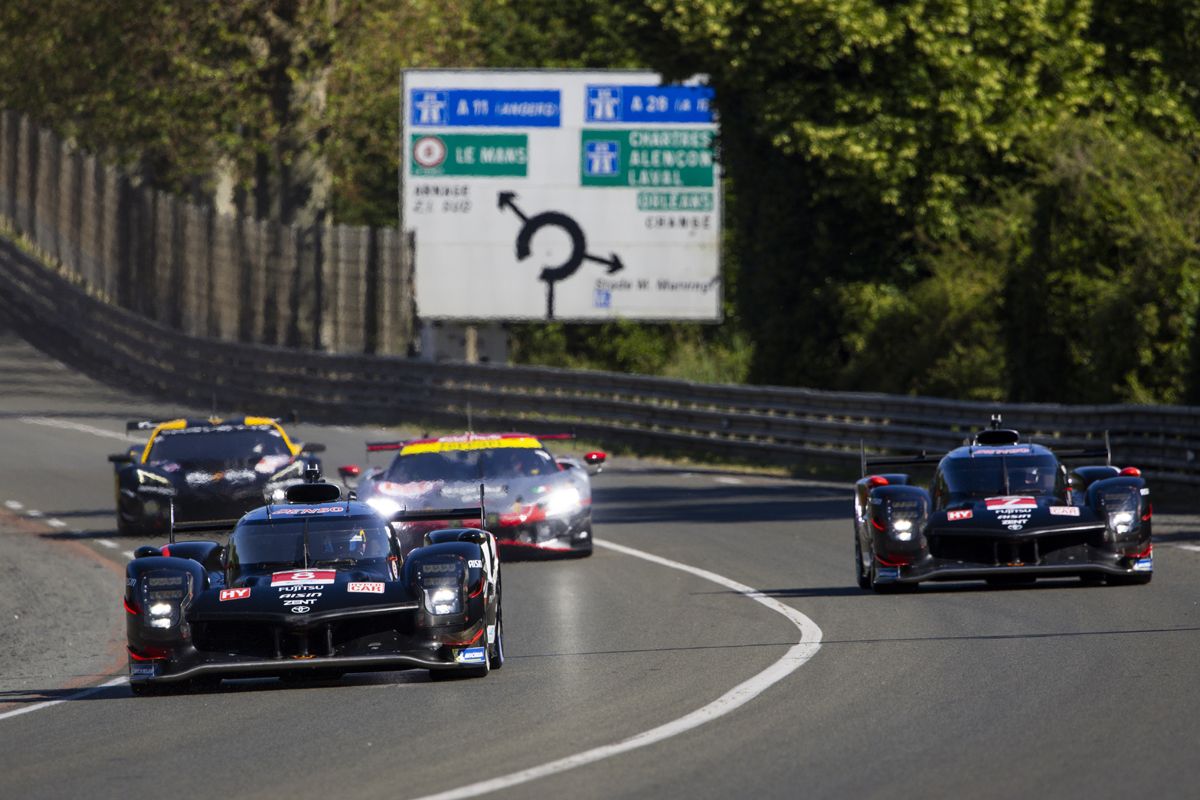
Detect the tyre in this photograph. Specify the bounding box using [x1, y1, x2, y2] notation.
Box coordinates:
[489, 615, 505, 670]
[854, 537, 870, 590]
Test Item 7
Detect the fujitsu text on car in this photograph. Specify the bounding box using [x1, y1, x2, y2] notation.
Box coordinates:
[123, 473, 503, 694]
[342, 432, 605, 557]
[108, 416, 324, 535]
[853, 417, 1152, 591]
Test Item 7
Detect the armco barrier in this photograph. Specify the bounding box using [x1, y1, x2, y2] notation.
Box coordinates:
[2, 235, 1199, 484]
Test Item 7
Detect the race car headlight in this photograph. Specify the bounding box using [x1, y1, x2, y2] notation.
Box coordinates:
[540, 486, 582, 517]
[139, 572, 191, 630]
[136, 469, 171, 486]
[268, 461, 304, 483]
[1108, 510, 1135, 535]
[891, 519, 915, 541]
[423, 586, 462, 616]
[367, 497, 402, 518]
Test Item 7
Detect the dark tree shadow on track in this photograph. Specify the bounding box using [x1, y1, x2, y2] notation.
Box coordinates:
[1155, 529, 1200, 543]
[696, 577, 1129, 598]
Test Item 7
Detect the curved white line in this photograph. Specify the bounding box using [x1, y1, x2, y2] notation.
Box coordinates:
[411, 538, 824, 800]
[0, 676, 127, 723]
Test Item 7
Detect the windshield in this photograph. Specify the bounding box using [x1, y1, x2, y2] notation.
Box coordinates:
[941, 454, 1061, 500]
[148, 427, 290, 463]
[385, 448, 556, 482]
[227, 518, 392, 578]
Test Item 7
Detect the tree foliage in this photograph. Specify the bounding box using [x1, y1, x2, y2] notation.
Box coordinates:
[3, 0, 1200, 402]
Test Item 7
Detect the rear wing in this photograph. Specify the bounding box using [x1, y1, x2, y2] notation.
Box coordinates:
[392, 505, 485, 529]
[859, 432, 1113, 477]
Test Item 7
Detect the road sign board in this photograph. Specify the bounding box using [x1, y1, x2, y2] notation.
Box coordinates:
[401, 70, 721, 321]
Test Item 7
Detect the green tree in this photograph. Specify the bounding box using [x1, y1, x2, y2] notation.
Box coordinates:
[1005, 120, 1200, 403]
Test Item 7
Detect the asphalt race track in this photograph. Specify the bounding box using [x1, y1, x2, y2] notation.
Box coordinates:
[1, 330, 1199, 799]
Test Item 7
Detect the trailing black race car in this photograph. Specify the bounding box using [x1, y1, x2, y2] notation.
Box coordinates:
[342, 432, 605, 558]
[107, 416, 324, 536]
[124, 478, 503, 694]
[853, 417, 1153, 591]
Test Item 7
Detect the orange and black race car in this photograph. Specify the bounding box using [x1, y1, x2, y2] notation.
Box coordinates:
[342, 432, 605, 558]
[107, 416, 324, 536]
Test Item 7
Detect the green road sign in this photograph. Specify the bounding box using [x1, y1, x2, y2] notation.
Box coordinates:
[581, 129, 714, 188]
[411, 133, 528, 177]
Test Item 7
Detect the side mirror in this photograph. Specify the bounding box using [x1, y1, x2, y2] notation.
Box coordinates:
[108, 453, 135, 464]
[338, 464, 361, 485]
[584, 451, 607, 466]
[133, 545, 160, 559]
[301, 442, 326, 454]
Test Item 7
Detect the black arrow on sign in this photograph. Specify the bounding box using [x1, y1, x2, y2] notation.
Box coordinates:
[499, 192, 625, 319]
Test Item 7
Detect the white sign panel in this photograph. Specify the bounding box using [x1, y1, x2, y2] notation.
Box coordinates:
[401, 70, 721, 321]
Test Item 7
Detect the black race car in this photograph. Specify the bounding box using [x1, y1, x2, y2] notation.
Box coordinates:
[853, 417, 1153, 591]
[108, 416, 324, 535]
[343, 432, 605, 558]
[124, 479, 503, 694]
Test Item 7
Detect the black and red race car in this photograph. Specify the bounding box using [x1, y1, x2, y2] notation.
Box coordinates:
[108, 416, 324, 536]
[124, 478, 503, 694]
[853, 417, 1153, 591]
[343, 432, 605, 557]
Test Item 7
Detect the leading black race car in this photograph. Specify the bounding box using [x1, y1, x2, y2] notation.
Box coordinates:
[108, 416, 325, 536]
[123, 478, 503, 694]
[853, 417, 1153, 591]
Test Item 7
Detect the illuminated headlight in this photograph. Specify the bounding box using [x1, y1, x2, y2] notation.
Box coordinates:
[136, 469, 171, 486]
[143, 500, 161, 516]
[367, 497, 402, 518]
[149, 602, 173, 616]
[540, 486, 582, 517]
[1109, 511, 1135, 535]
[270, 488, 286, 502]
[423, 586, 462, 616]
[891, 519, 914, 541]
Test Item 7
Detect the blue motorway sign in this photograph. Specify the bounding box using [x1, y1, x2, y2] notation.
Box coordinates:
[585, 85, 715, 124]
[410, 89, 561, 128]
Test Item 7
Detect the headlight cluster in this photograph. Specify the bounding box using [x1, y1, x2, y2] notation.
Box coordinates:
[1108, 510, 1135, 535]
[890, 519, 915, 542]
[138, 571, 193, 630]
[419, 561, 465, 617]
[263, 460, 304, 502]
[366, 496, 402, 518]
[539, 486, 582, 518]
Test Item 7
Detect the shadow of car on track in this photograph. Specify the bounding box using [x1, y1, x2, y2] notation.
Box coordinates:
[693, 577, 1115, 599]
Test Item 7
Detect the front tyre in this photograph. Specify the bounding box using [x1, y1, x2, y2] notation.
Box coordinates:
[854, 537, 870, 590]
[489, 615, 505, 670]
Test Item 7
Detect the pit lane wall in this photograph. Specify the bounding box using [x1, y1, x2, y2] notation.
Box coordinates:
[0, 111, 412, 356]
[3, 230, 1199, 485]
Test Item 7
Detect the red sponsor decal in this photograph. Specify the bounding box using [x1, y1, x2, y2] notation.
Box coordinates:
[347, 582, 385, 594]
[220, 588, 251, 601]
[270, 569, 337, 587]
[985, 496, 1037, 509]
[947, 509, 973, 522]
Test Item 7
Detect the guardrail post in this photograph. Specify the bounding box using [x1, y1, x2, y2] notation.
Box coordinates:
[0, 110, 17, 225]
[35, 128, 59, 262]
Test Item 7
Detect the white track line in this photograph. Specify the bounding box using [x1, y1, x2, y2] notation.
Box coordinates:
[96, 539, 119, 549]
[17, 416, 139, 442]
[46, 518, 67, 528]
[713, 476, 744, 485]
[122, 551, 135, 560]
[0, 676, 127, 723]
[25, 510, 43, 518]
[412, 538, 824, 800]
[4, 500, 22, 511]
[1174, 543, 1200, 553]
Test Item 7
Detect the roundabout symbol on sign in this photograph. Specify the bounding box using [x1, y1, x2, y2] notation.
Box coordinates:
[498, 191, 623, 319]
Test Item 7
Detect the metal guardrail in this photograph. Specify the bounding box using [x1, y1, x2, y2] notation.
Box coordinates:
[2, 236, 1199, 484]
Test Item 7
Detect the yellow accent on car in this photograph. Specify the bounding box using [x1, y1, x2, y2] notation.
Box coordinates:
[400, 437, 542, 455]
[139, 419, 188, 463]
